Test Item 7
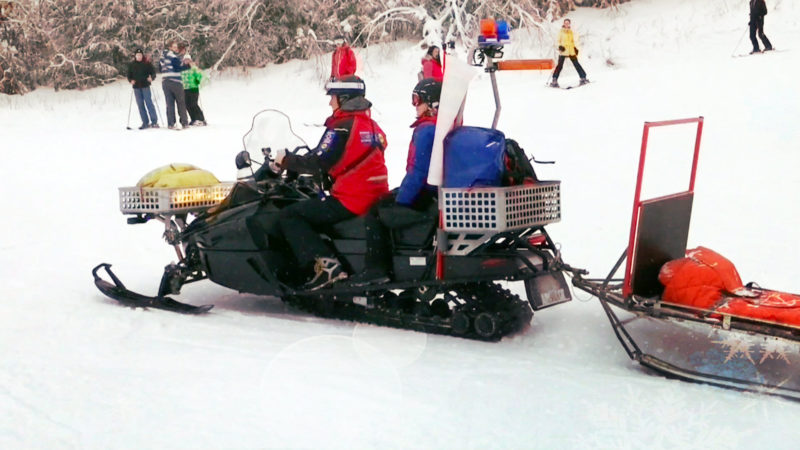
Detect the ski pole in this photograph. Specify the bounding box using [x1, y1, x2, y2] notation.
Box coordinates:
[152, 84, 166, 126]
[126, 88, 133, 130]
[731, 26, 748, 57]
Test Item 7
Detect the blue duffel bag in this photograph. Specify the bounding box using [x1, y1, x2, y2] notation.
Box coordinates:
[443, 126, 506, 188]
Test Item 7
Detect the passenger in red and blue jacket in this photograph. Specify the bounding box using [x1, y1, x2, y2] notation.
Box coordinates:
[273, 75, 389, 290]
[395, 111, 437, 206]
[349, 78, 442, 286]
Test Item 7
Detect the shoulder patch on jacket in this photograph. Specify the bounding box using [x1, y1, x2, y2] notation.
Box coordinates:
[319, 130, 337, 151]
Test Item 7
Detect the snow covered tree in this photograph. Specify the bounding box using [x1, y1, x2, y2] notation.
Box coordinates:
[0, 0, 626, 94]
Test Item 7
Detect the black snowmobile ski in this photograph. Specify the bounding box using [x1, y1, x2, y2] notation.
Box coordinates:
[92, 263, 213, 314]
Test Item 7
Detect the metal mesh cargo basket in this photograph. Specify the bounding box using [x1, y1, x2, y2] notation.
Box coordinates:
[119, 183, 234, 215]
[440, 181, 561, 232]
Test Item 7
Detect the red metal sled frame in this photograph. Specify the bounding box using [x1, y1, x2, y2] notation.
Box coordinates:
[622, 117, 704, 298]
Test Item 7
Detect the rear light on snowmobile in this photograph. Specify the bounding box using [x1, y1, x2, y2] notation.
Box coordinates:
[528, 235, 547, 247]
[481, 258, 509, 269]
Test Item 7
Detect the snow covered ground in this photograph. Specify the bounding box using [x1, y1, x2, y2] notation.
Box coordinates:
[1, 0, 800, 448]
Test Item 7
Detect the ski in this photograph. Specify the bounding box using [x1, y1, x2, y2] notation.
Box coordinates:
[732, 48, 784, 58]
[92, 263, 213, 314]
[548, 80, 591, 90]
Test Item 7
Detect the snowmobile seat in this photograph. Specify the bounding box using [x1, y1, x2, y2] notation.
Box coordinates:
[381, 202, 438, 248]
[326, 202, 438, 248]
[329, 216, 366, 240]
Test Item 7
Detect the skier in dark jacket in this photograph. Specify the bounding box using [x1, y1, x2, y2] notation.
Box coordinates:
[127, 49, 159, 129]
[159, 41, 189, 129]
[272, 75, 389, 290]
[349, 78, 441, 286]
[749, 0, 772, 53]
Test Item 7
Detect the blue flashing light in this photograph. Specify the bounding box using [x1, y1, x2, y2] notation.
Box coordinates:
[497, 21, 510, 41]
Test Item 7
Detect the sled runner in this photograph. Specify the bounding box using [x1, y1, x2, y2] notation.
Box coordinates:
[93, 23, 572, 341]
[570, 117, 800, 400]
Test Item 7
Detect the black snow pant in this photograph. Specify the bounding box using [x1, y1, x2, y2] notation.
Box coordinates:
[552, 55, 587, 81]
[276, 196, 355, 269]
[185, 89, 205, 123]
[363, 195, 396, 274]
[162, 78, 188, 127]
[749, 17, 772, 52]
[363, 192, 436, 274]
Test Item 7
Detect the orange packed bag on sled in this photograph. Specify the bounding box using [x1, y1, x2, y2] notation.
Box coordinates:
[658, 246, 744, 309]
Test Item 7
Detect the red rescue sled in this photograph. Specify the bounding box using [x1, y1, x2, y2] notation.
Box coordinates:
[571, 117, 800, 400]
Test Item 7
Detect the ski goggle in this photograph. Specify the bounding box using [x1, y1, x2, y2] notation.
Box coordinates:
[411, 92, 422, 106]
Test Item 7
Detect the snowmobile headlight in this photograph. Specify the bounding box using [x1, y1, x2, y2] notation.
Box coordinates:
[170, 188, 227, 205]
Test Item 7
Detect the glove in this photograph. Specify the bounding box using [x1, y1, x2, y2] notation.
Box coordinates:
[558, 45, 565, 52]
[273, 148, 287, 166]
[269, 148, 287, 173]
[574, 48, 579, 56]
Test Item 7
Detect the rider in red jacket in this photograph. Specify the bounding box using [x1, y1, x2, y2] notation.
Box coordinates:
[275, 75, 389, 290]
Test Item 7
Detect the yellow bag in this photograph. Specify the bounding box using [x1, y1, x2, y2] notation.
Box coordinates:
[136, 163, 220, 188]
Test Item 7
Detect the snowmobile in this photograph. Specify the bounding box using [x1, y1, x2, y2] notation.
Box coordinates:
[93, 33, 575, 341]
[569, 117, 800, 400]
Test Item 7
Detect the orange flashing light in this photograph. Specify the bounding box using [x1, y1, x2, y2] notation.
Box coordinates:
[480, 19, 498, 39]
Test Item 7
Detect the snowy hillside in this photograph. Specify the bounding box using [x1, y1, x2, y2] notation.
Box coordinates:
[1, 0, 800, 448]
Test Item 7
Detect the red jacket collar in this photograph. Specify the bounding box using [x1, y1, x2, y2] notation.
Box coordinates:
[325, 107, 370, 126]
[410, 115, 437, 128]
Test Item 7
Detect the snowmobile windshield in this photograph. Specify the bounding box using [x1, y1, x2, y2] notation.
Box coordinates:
[241, 109, 310, 171]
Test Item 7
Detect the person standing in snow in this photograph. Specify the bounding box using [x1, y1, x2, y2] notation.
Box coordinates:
[348, 78, 441, 286]
[419, 46, 443, 81]
[330, 36, 357, 80]
[748, 0, 772, 54]
[181, 51, 206, 126]
[550, 18, 588, 88]
[127, 48, 159, 129]
[159, 40, 189, 129]
[271, 75, 389, 290]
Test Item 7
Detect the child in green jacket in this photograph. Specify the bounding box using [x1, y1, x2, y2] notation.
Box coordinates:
[181, 55, 206, 126]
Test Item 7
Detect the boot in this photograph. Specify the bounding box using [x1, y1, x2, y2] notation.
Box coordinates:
[303, 257, 348, 291]
[579, 78, 590, 85]
[549, 79, 560, 88]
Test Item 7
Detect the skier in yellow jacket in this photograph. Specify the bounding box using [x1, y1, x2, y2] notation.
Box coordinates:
[550, 19, 589, 88]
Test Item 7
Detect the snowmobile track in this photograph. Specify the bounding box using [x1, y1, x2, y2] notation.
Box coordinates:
[284, 281, 533, 341]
